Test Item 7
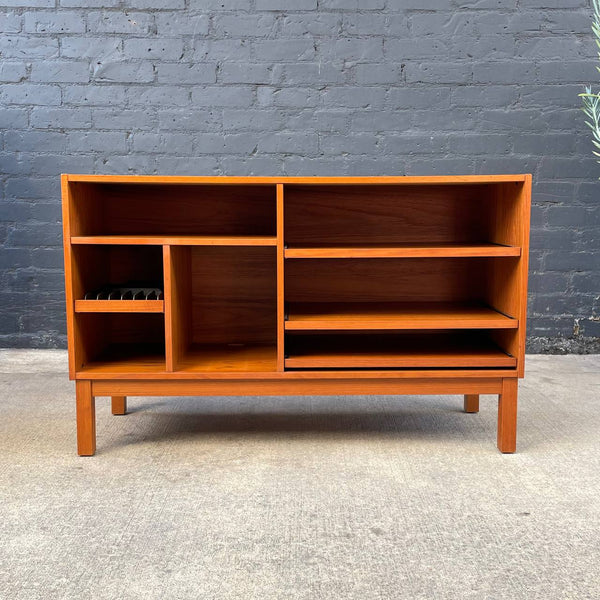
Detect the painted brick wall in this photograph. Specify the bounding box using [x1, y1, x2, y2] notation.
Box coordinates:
[1, 0, 599, 351]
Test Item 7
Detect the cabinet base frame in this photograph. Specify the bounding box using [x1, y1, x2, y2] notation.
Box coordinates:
[75, 376, 519, 456]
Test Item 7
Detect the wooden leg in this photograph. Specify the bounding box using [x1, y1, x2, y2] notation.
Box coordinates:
[111, 396, 127, 415]
[497, 378, 518, 454]
[76, 380, 96, 456]
[464, 394, 479, 413]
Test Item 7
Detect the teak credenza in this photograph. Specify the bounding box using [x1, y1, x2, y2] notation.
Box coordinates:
[61, 174, 531, 455]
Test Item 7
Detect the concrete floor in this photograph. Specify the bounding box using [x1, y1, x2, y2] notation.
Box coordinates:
[0, 351, 599, 600]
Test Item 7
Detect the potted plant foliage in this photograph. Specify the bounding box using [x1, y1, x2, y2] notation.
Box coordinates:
[581, 0, 600, 162]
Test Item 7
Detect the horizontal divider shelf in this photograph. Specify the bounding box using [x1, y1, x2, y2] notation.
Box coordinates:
[71, 235, 277, 246]
[285, 302, 518, 331]
[74, 299, 164, 313]
[285, 334, 516, 369]
[284, 243, 521, 259]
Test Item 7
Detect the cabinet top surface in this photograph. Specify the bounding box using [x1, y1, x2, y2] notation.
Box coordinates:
[63, 174, 530, 185]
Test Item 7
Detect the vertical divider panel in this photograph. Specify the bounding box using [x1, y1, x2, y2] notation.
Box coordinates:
[277, 184, 285, 371]
[164, 245, 191, 372]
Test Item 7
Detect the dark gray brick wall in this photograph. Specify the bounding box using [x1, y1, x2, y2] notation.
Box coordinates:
[1, 0, 599, 352]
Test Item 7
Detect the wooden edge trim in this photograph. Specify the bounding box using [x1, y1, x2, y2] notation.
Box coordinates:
[74, 300, 164, 313]
[63, 174, 530, 184]
[284, 246, 522, 259]
[163, 245, 175, 371]
[518, 174, 532, 378]
[71, 236, 278, 246]
[76, 369, 518, 380]
[91, 377, 504, 396]
[61, 174, 76, 380]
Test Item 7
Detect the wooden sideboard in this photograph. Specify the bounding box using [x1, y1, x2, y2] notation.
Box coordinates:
[62, 175, 531, 455]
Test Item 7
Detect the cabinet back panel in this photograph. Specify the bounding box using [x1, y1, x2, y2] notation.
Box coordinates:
[284, 185, 490, 245]
[190, 247, 276, 344]
[70, 184, 276, 236]
[285, 258, 487, 303]
[107, 313, 165, 345]
[108, 246, 164, 285]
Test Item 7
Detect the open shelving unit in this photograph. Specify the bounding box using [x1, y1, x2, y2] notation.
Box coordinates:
[62, 175, 531, 455]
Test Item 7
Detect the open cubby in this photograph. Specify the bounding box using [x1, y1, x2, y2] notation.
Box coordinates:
[68, 182, 277, 239]
[71, 245, 164, 313]
[285, 331, 516, 369]
[165, 245, 277, 372]
[284, 182, 524, 248]
[285, 257, 519, 320]
[74, 312, 166, 374]
[62, 175, 531, 455]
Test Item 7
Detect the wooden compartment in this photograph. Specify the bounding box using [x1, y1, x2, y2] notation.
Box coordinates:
[285, 331, 517, 369]
[285, 257, 520, 326]
[67, 182, 276, 240]
[165, 246, 277, 372]
[283, 253, 521, 371]
[74, 313, 166, 374]
[71, 245, 164, 313]
[284, 182, 525, 250]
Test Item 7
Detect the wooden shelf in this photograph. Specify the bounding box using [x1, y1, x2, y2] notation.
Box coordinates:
[285, 334, 516, 369]
[71, 235, 277, 246]
[177, 344, 277, 373]
[78, 344, 166, 375]
[75, 300, 164, 313]
[284, 243, 521, 259]
[285, 302, 518, 331]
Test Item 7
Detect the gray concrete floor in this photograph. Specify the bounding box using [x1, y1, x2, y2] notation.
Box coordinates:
[1, 350, 599, 600]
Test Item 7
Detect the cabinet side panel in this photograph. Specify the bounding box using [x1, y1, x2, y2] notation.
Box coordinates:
[164, 245, 191, 371]
[61, 176, 76, 378]
[517, 175, 532, 377]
